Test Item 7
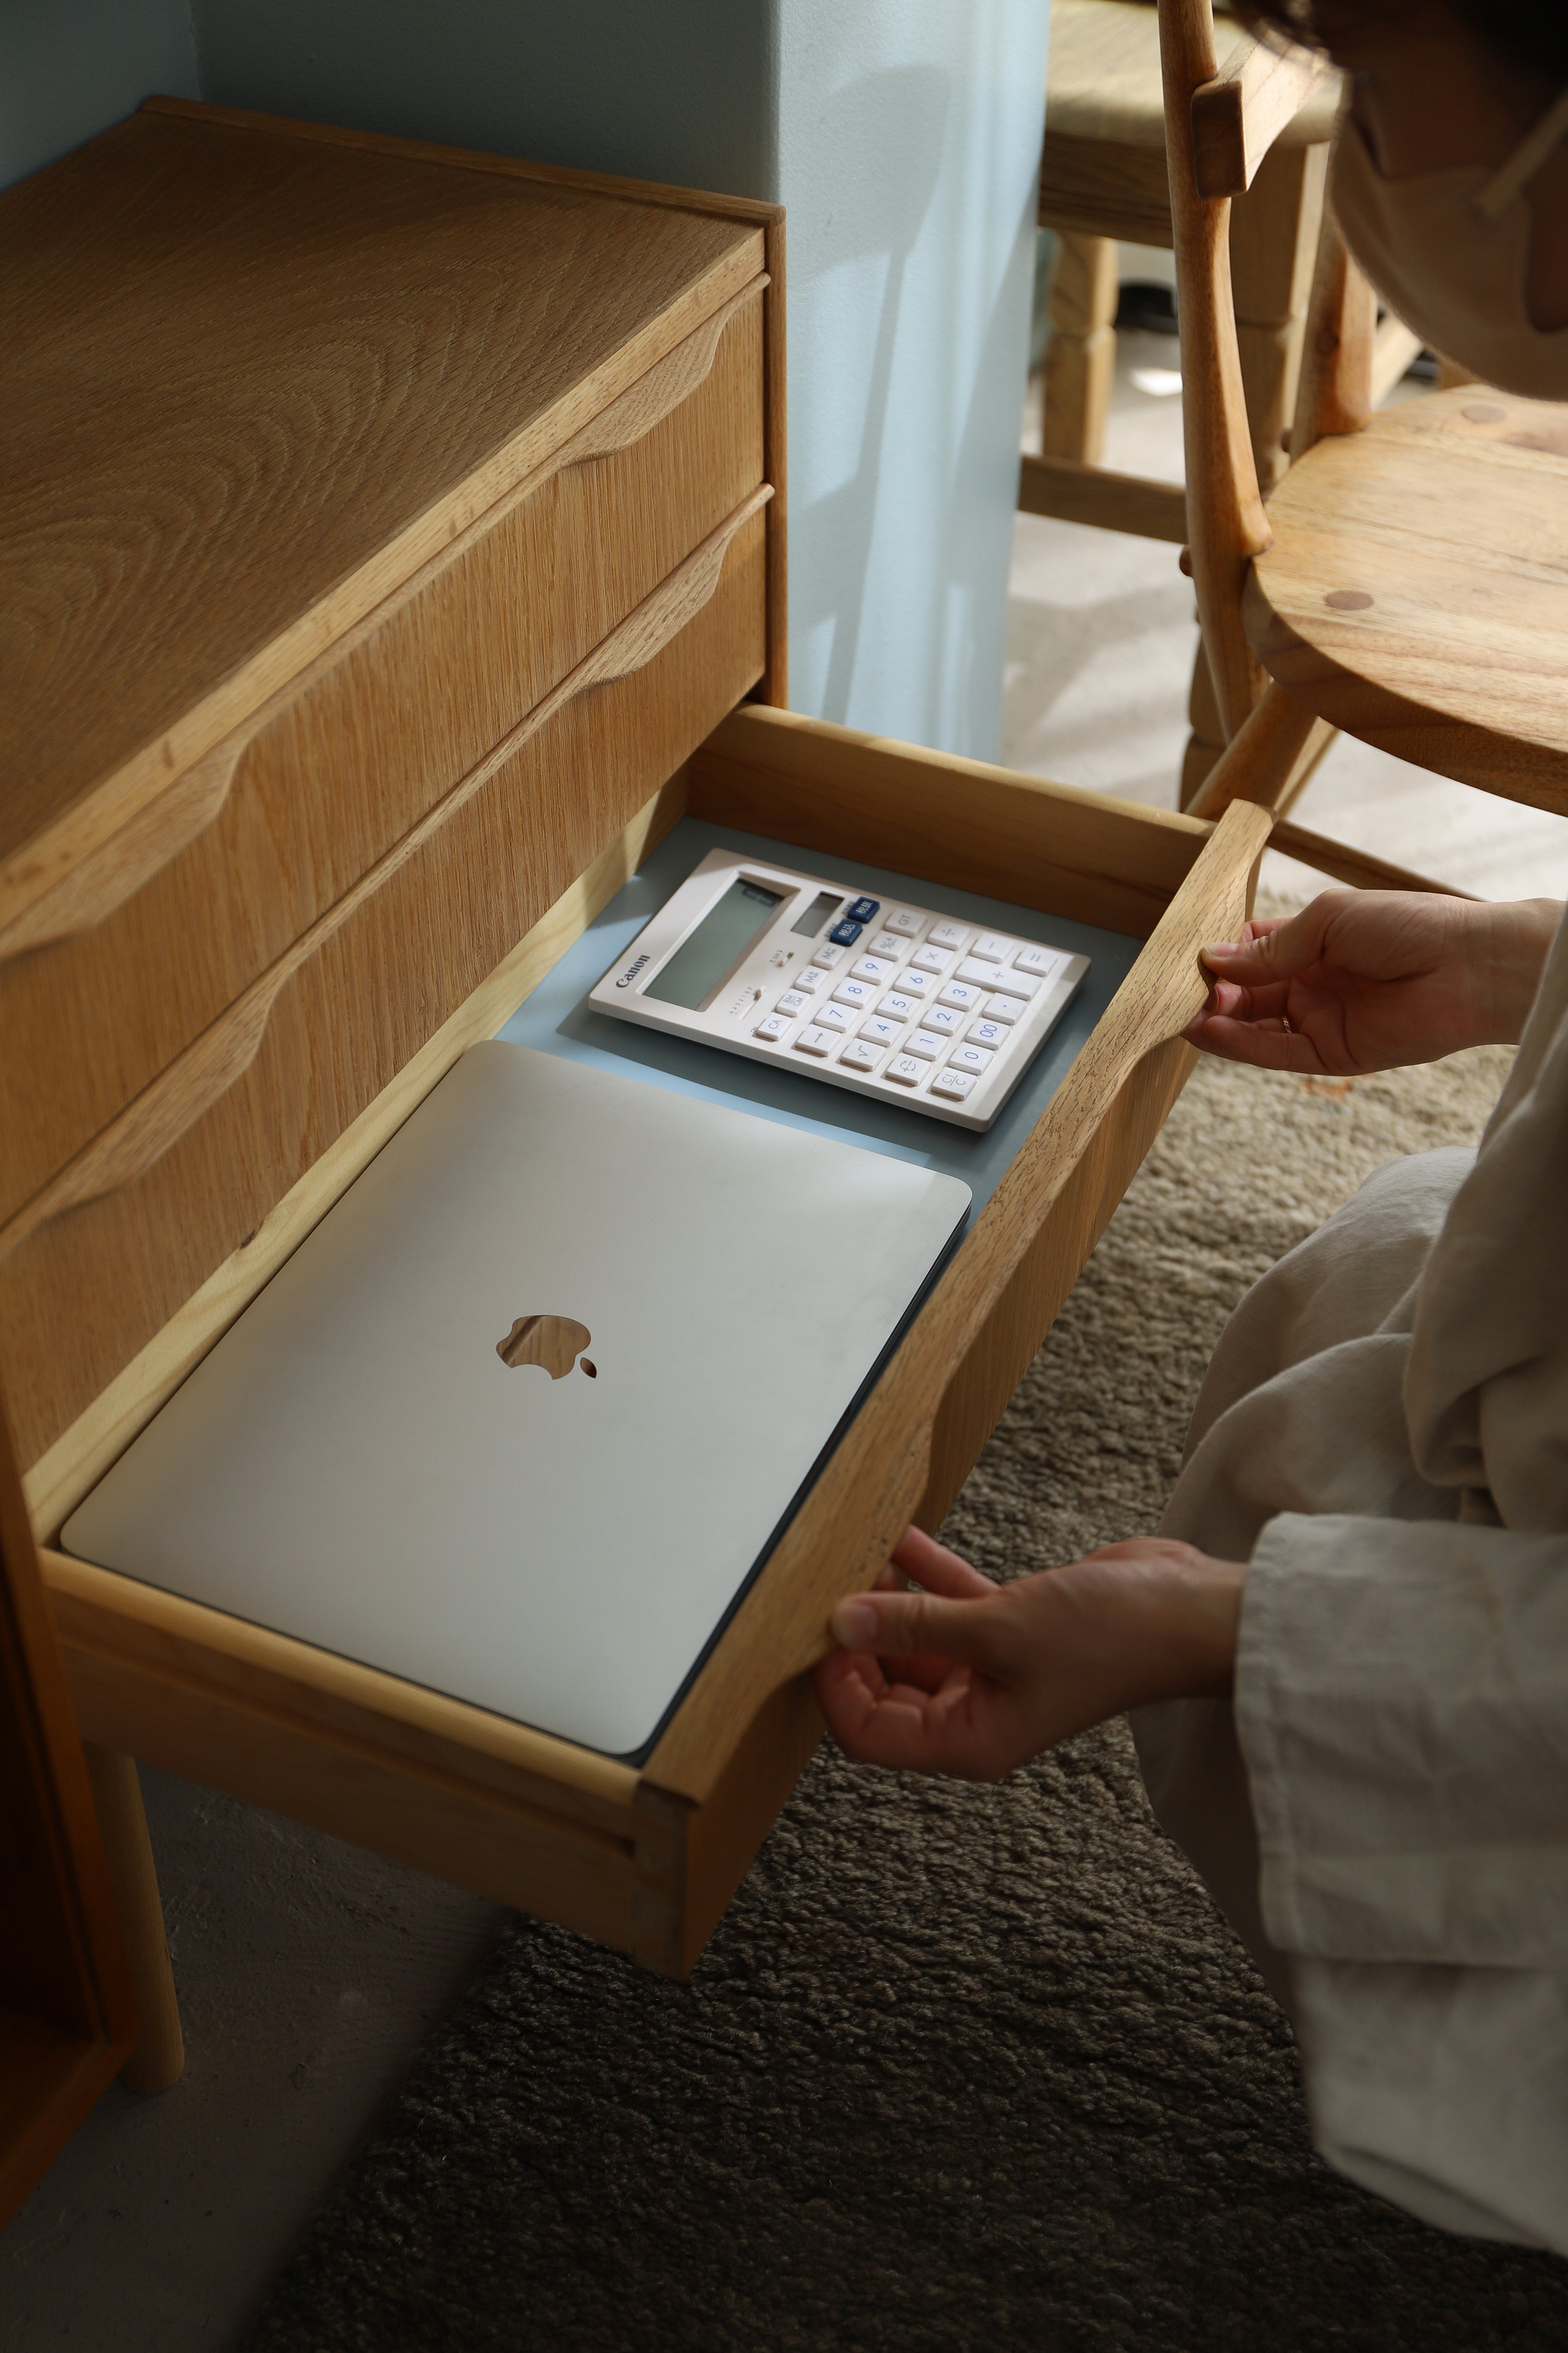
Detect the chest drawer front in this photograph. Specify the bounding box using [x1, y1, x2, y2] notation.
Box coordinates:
[3, 504, 766, 1473]
[0, 285, 765, 1233]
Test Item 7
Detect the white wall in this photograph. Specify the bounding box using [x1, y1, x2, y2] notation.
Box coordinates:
[5, 0, 1049, 762]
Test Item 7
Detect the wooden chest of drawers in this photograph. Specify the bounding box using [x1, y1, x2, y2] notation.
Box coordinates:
[0, 98, 782, 1473]
[4, 101, 1269, 2002]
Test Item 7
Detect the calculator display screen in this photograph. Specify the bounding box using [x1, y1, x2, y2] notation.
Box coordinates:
[790, 891, 841, 940]
[644, 878, 785, 1009]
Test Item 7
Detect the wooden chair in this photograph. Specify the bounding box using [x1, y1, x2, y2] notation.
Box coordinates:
[1024, 0, 1424, 801]
[1026, 1, 1347, 522]
[1158, 0, 1568, 888]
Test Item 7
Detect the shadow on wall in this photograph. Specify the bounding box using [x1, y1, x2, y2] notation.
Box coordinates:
[783, 2, 1047, 761]
[785, 65, 951, 726]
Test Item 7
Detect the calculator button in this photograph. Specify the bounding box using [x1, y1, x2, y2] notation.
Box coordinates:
[929, 1067, 978, 1101]
[832, 978, 876, 1009]
[896, 967, 933, 997]
[983, 993, 1026, 1023]
[993, 967, 1039, 999]
[878, 992, 918, 1022]
[968, 1018, 1008, 1050]
[838, 1038, 884, 1072]
[816, 1001, 855, 1031]
[754, 1014, 793, 1041]
[794, 1027, 836, 1057]
[815, 942, 846, 968]
[970, 934, 1012, 963]
[845, 896, 881, 925]
[828, 919, 863, 948]
[867, 932, 906, 959]
[885, 1054, 926, 1087]
[794, 966, 828, 993]
[1014, 944, 1061, 977]
[948, 1042, 994, 1074]
[884, 908, 924, 936]
[924, 1005, 964, 1036]
[956, 958, 1003, 989]
[938, 980, 983, 1012]
[904, 1029, 944, 1060]
[927, 921, 970, 952]
[860, 1015, 901, 1047]
[910, 946, 952, 976]
[851, 955, 895, 984]
[775, 990, 808, 1016]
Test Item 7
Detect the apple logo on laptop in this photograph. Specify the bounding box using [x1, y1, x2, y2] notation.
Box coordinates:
[497, 1314, 597, 1380]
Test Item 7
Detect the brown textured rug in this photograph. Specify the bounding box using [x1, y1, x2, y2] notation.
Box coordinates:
[247, 1039, 1568, 2353]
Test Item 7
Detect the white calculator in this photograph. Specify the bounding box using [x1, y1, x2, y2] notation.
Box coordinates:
[589, 848, 1089, 1131]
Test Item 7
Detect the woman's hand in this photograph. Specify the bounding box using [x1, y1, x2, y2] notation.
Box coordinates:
[814, 1526, 1246, 1782]
[1186, 891, 1559, 1077]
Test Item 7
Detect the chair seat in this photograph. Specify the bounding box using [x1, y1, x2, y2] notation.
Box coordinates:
[1040, 0, 1339, 245]
[1245, 388, 1568, 810]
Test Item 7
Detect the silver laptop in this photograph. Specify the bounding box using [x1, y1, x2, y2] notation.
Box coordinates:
[63, 1045, 970, 1759]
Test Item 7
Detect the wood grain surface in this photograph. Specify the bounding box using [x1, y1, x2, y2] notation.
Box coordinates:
[0, 103, 763, 936]
[1160, 0, 1273, 741]
[3, 506, 766, 1471]
[79, 1745, 183, 2094]
[1040, 0, 1336, 245]
[1192, 28, 1338, 197]
[686, 703, 1211, 936]
[0, 304, 766, 1231]
[45, 1553, 643, 1955]
[1018, 453, 1189, 543]
[1247, 388, 1568, 805]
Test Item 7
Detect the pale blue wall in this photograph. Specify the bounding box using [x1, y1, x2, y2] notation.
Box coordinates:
[777, 5, 1049, 753]
[0, 0, 198, 188]
[4, 0, 1048, 763]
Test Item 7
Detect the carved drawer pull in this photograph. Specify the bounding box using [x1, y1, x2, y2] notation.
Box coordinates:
[554, 278, 765, 472]
[0, 486, 771, 1259]
[0, 283, 767, 970]
[0, 747, 244, 966]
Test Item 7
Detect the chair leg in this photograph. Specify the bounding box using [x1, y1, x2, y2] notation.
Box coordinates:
[1043, 233, 1119, 465]
[83, 1744, 185, 2094]
[1229, 142, 1329, 493]
[1181, 640, 1227, 809]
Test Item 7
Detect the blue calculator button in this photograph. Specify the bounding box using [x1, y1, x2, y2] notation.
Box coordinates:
[845, 896, 881, 925]
[828, 918, 863, 947]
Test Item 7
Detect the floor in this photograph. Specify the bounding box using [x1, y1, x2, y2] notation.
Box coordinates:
[7, 328, 1567, 2353]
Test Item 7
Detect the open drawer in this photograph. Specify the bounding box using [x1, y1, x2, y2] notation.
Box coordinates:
[32, 706, 1272, 1979]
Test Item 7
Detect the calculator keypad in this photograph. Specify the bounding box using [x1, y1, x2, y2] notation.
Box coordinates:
[611, 862, 1080, 1128]
[722, 882, 1081, 1124]
[909, 945, 952, 976]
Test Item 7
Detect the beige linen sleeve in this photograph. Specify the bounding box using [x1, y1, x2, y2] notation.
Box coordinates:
[1236, 1511, 1568, 1969]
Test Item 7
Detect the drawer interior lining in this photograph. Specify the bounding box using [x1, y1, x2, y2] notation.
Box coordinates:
[495, 815, 1145, 1221]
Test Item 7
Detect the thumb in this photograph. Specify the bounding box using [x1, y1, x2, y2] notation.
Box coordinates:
[830, 1584, 1005, 1667]
[1202, 898, 1339, 986]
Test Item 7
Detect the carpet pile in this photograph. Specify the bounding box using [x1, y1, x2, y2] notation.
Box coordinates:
[247, 1040, 1568, 2352]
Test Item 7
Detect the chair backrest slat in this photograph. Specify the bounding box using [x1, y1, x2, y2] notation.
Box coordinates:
[1157, 0, 1272, 741]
